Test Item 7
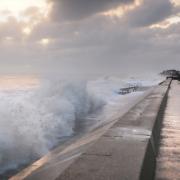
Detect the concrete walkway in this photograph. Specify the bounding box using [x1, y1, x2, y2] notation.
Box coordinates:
[54, 80, 170, 180]
[10, 80, 171, 180]
[156, 80, 180, 180]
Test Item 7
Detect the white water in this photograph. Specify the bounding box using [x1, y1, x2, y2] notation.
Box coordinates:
[0, 75, 163, 175]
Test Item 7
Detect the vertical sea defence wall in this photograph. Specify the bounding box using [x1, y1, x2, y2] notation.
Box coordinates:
[10, 79, 171, 180]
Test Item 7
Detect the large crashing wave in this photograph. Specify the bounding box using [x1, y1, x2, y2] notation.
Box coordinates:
[0, 80, 105, 174]
[0, 75, 163, 175]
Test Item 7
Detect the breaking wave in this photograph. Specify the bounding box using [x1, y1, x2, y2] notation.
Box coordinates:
[0, 80, 105, 174]
[0, 75, 163, 176]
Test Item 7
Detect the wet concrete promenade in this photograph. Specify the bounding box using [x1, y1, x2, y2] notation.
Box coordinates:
[156, 80, 180, 180]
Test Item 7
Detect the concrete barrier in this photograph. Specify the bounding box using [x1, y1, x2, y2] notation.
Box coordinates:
[10, 79, 171, 180]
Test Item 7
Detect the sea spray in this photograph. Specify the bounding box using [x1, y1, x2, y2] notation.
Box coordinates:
[0, 75, 163, 175]
[0, 80, 105, 174]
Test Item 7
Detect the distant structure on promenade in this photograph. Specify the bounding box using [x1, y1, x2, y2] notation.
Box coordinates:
[160, 69, 180, 80]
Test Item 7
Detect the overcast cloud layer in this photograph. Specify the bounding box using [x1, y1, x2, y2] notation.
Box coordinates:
[0, 0, 180, 77]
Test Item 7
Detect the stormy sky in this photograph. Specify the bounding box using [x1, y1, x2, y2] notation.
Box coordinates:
[0, 0, 180, 76]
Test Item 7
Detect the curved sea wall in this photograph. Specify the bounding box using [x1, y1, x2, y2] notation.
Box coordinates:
[10, 79, 171, 180]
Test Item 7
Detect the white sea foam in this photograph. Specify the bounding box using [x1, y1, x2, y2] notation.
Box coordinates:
[0, 75, 163, 174]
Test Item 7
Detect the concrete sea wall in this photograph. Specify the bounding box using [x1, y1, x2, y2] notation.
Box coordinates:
[10, 79, 171, 180]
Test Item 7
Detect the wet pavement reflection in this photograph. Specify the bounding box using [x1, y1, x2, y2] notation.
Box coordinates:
[156, 80, 180, 180]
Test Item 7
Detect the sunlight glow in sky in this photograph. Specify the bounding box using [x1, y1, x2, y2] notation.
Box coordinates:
[171, 0, 180, 6]
[151, 15, 180, 29]
[0, 0, 47, 22]
[103, 0, 142, 17]
[39, 38, 51, 46]
[22, 27, 32, 35]
[0, 0, 51, 46]
[149, 0, 180, 29]
[103, 0, 180, 29]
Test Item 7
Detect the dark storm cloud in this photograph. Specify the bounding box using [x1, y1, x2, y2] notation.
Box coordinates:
[127, 0, 174, 27]
[49, 0, 135, 21]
